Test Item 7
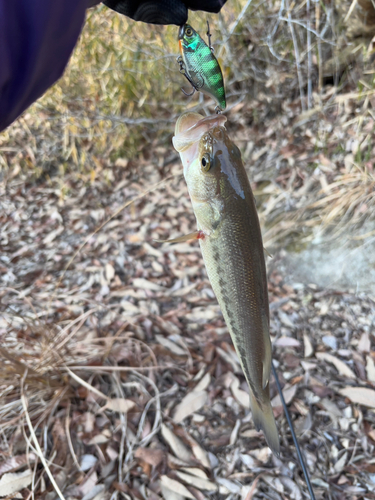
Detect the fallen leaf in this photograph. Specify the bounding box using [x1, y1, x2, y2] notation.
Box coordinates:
[80, 454, 98, 471]
[274, 336, 301, 347]
[175, 471, 217, 492]
[0, 454, 36, 475]
[160, 476, 196, 499]
[366, 356, 375, 383]
[271, 384, 297, 407]
[102, 398, 135, 413]
[339, 387, 375, 408]
[132, 278, 165, 291]
[334, 452, 348, 473]
[79, 471, 98, 496]
[303, 333, 314, 358]
[358, 332, 370, 353]
[183, 434, 211, 469]
[0, 469, 33, 496]
[173, 391, 207, 423]
[230, 377, 250, 409]
[155, 334, 186, 356]
[105, 263, 115, 282]
[193, 372, 211, 392]
[134, 447, 164, 467]
[161, 424, 192, 463]
[316, 352, 356, 379]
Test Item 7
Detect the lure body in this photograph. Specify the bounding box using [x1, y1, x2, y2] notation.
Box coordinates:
[172, 112, 279, 455]
[178, 24, 226, 110]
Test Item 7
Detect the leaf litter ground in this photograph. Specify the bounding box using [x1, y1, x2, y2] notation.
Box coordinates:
[1, 89, 375, 500]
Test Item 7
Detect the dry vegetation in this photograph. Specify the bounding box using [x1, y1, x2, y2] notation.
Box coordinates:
[1, 0, 375, 499]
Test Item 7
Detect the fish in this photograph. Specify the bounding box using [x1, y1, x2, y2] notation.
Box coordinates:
[177, 24, 226, 111]
[171, 112, 280, 455]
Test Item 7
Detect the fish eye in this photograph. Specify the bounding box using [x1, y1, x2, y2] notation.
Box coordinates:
[185, 27, 193, 37]
[201, 153, 212, 171]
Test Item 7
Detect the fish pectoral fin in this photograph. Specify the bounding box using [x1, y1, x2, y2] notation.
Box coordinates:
[154, 231, 202, 244]
[262, 316, 272, 389]
[264, 247, 273, 258]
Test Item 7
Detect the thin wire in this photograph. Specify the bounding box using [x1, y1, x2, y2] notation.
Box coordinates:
[272, 362, 316, 500]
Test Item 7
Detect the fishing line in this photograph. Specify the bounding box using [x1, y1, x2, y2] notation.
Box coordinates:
[271, 362, 316, 500]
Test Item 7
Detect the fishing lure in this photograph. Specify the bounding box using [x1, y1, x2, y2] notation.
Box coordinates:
[177, 22, 226, 112]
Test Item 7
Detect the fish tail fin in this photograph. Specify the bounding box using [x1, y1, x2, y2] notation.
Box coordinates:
[250, 392, 280, 457]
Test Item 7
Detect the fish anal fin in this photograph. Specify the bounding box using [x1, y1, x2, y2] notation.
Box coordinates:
[154, 230, 204, 244]
[262, 315, 272, 389]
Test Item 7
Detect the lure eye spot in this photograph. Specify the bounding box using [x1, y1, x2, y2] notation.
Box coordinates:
[201, 153, 212, 171]
[185, 27, 193, 37]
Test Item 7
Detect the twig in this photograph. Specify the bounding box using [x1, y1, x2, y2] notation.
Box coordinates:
[65, 401, 81, 472]
[285, 5, 306, 112]
[65, 367, 109, 401]
[21, 374, 67, 500]
[306, 0, 312, 109]
[344, 0, 358, 23]
[279, 17, 336, 45]
[272, 362, 316, 500]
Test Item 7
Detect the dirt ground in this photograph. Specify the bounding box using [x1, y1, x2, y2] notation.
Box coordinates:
[1, 102, 375, 499]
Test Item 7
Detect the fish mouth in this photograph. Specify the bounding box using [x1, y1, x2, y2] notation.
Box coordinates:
[173, 112, 227, 153]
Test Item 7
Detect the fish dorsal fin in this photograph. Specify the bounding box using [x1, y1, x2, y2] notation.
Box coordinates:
[262, 314, 272, 389]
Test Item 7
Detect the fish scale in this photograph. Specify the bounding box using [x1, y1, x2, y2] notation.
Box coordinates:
[173, 112, 280, 455]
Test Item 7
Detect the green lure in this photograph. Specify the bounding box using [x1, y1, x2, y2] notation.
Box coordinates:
[177, 23, 226, 111]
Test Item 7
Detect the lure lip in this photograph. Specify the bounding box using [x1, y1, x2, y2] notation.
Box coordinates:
[178, 24, 185, 40]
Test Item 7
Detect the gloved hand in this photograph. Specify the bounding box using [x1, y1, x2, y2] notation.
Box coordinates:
[103, 0, 226, 25]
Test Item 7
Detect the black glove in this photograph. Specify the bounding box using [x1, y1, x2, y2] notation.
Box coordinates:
[103, 0, 226, 25]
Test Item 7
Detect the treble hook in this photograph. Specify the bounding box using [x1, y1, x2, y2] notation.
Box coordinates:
[177, 55, 199, 97]
[181, 87, 196, 97]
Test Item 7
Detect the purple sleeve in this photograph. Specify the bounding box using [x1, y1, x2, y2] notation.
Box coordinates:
[0, 0, 88, 132]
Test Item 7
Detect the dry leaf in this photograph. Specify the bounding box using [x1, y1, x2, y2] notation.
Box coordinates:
[102, 398, 135, 413]
[183, 435, 211, 469]
[303, 333, 314, 357]
[0, 454, 36, 475]
[271, 384, 297, 407]
[339, 387, 375, 408]
[334, 452, 348, 473]
[193, 373, 211, 392]
[155, 335, 186, 356]
[274, 336, 301, 347]
[80, 454, 98, 471]
[132, 278, 165, 291]
[160, 476, 196, 499]
[366, 356, 375, 383]
[161, 424, 192, 463]
[134, 447, 164, 467]
[358, 332, 370, 353]
[79, 471, 98, 497]
[173, 391, 207, 423]
[105, 263, 115, 282]
[175, 471, 217, 492]
[316, 352, 356, 379]
[230, 377, 250, 409]
[0, 469, 33, 496]
[180, 468, 208, 479]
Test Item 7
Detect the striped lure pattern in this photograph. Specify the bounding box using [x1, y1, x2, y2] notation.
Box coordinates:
[178, 24, 226, 110]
